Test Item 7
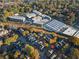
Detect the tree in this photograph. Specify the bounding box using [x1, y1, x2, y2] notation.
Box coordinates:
[25, 44, 40, 59]
[71, 37, 79, 46]
[70, 48, 79, 59]
[5, 34, 18, 45]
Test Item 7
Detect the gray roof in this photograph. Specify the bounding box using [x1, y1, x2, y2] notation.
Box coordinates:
[43, 19, 79, 37]
[43, 19, 66, 32]
[8, 16, 26, 22]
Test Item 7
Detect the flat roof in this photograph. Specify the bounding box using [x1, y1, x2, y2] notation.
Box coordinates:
[74, 31, 79, 38]
[32, 10, 42, 16]
[9, 16, 25, 19]
[43, 19, 66, 32]
[32, 16, 49, 25]
[63, 27, 77, 36]
[26, 13, 36, 18]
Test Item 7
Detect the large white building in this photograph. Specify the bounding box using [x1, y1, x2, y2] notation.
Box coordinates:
[25, 10, 51, 25]
[8, 16, 26, 23]
[43, 19, 79, 38]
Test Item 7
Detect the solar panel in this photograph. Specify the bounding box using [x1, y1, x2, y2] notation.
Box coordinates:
[43, 20, 66, 32]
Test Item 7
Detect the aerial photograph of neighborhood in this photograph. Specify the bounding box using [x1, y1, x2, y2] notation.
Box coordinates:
[0, 0, 79, 59]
